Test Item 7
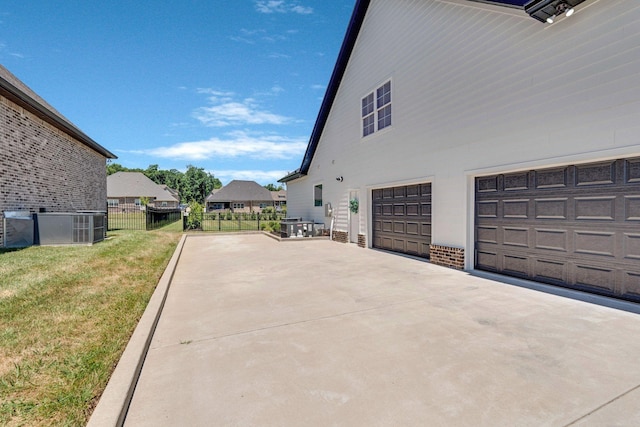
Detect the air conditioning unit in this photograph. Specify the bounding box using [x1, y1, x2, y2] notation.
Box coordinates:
[36, 212, 106, 245]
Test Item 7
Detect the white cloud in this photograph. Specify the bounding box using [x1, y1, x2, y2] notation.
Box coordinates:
[129, 131, 306, 161]
[212, 169, 290, 184]
[290, 5, 312, 14]
[255, 1, 313, 14]
[267, 52, 291, 59]
[193, 95, 292, 127]
[310, 84, 326, 90]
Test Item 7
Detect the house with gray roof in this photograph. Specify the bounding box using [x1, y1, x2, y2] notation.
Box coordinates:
[107, 172, 179, 212]
[205, 180, 283, 213]
[0, 64, 116, 247]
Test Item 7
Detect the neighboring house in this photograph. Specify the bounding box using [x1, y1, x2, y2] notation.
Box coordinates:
[280, 0, 640, 303]
[205, 180, 280, 213]
[271, 190, 287, 211]
[107, 172, 179, 212]
[0, 64, 116, 247]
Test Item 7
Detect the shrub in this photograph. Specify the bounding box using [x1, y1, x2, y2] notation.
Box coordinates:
[185, 201, 203, 229]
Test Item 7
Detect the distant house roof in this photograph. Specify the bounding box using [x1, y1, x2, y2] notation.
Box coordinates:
[107, 172, 179, 202]
[206, 180, 273, 202]
[0, 64, 116, 159]
[271, 190, 287, 202]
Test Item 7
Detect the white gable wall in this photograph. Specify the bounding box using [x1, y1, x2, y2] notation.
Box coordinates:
[287, 0, 640, 268]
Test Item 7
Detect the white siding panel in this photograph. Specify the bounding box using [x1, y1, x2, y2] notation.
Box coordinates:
[289, 0, 640, 258]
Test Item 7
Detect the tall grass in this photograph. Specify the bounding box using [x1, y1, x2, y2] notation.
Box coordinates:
[0, 229, 181, 426]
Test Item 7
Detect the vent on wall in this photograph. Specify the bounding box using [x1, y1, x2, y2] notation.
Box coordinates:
[525, 0, 586, 23]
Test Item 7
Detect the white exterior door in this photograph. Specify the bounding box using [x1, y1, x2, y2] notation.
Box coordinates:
[349, 190, 359, 243]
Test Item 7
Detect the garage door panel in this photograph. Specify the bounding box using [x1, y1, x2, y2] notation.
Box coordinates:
[575, 197, 615, 220]
[503, 254, 529, 277]
[373, 183, 431, 259]
[623, 233, 640, 259]
[406, 222, 419, 235]
[478, 201, 498, 218]
[503, 227, 528, 247]
[626, 159, 640, 183]
[381, 237, 392, 249]
[574, 231, 616, 257]
[477, 226, 498, 244]
[475, 157, 640, 303]
[407, 185, 419, 197]
[535, 168, 567, 189]
[534, 258, 567, 283]
[406, 203, 419, 216]
[504, 172, 529, 191]
[477, 250, 498, 270]
[621, 271, 640, 300]
[406, 240, 419, 254]
[421, 222, 431, 238]
[575, 161, 615, 187]
[625, 196, 640, 220]
[477, 176, 498, 193]
[504, 199, 529, 219]
[535, 198, 568, 220]
[534, 228, 568, 252]
[573, 263, 616, 293]
[421, 202, 431, 217]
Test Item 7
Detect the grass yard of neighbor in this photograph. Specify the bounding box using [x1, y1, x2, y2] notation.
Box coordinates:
[0, 227, 181, 426]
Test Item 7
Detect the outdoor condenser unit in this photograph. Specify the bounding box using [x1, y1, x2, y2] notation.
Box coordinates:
[3, 211, 34, 248]
[280, 218, 315, 238]
[36, 212, 106, 245]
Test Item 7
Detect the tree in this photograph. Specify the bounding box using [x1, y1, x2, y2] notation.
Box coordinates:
[264, 183, 284, 191]
[182, 165, 221, 204]
[106, 163, 221, 204]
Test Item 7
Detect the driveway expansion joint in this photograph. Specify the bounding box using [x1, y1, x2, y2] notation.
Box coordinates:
[564, 382, 640, 426]
[160, 296, 434, 349]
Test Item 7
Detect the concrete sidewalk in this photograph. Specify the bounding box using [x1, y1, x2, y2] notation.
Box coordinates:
[94, 234, 640, 426]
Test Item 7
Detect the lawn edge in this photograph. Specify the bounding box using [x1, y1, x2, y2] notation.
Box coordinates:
[87, 233, 187, 427]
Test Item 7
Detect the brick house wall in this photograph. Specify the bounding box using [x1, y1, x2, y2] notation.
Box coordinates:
[0, 95, 108, 246]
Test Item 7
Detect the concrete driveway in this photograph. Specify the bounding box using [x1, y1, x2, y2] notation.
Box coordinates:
[100, 234, 640, 426]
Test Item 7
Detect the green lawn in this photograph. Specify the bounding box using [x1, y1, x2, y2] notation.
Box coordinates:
[0, 228, 182, 426]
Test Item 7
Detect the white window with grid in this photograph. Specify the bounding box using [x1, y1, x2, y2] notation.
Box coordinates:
[362, 80, 391, 137]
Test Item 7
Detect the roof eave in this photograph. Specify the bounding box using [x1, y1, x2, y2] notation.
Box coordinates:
[278, 169, 305, 183]
[0, 75, 117, 159]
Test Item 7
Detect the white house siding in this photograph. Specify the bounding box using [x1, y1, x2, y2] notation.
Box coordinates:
[287, 0, 640, 269]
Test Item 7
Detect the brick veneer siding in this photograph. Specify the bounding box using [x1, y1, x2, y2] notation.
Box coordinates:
[429, 244, 465, 270]
[0, 95, 107, 247]
[357, 233, 366, 248]
[332, 230, 348, 243]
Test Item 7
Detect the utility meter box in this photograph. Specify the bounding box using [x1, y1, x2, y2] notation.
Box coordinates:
[324, 203, 333, 217]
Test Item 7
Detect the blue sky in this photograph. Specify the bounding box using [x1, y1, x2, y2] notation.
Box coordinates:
[0, 1, 355, 185]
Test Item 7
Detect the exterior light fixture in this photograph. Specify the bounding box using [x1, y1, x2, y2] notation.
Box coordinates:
[525, 0, 583, 24]
[336, 176, 343, 182]
[556, 1, 574, 17]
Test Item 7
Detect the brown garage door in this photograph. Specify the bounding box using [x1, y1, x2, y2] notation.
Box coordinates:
[475, 158, 640, 302]
[373, 183, 431, 258]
